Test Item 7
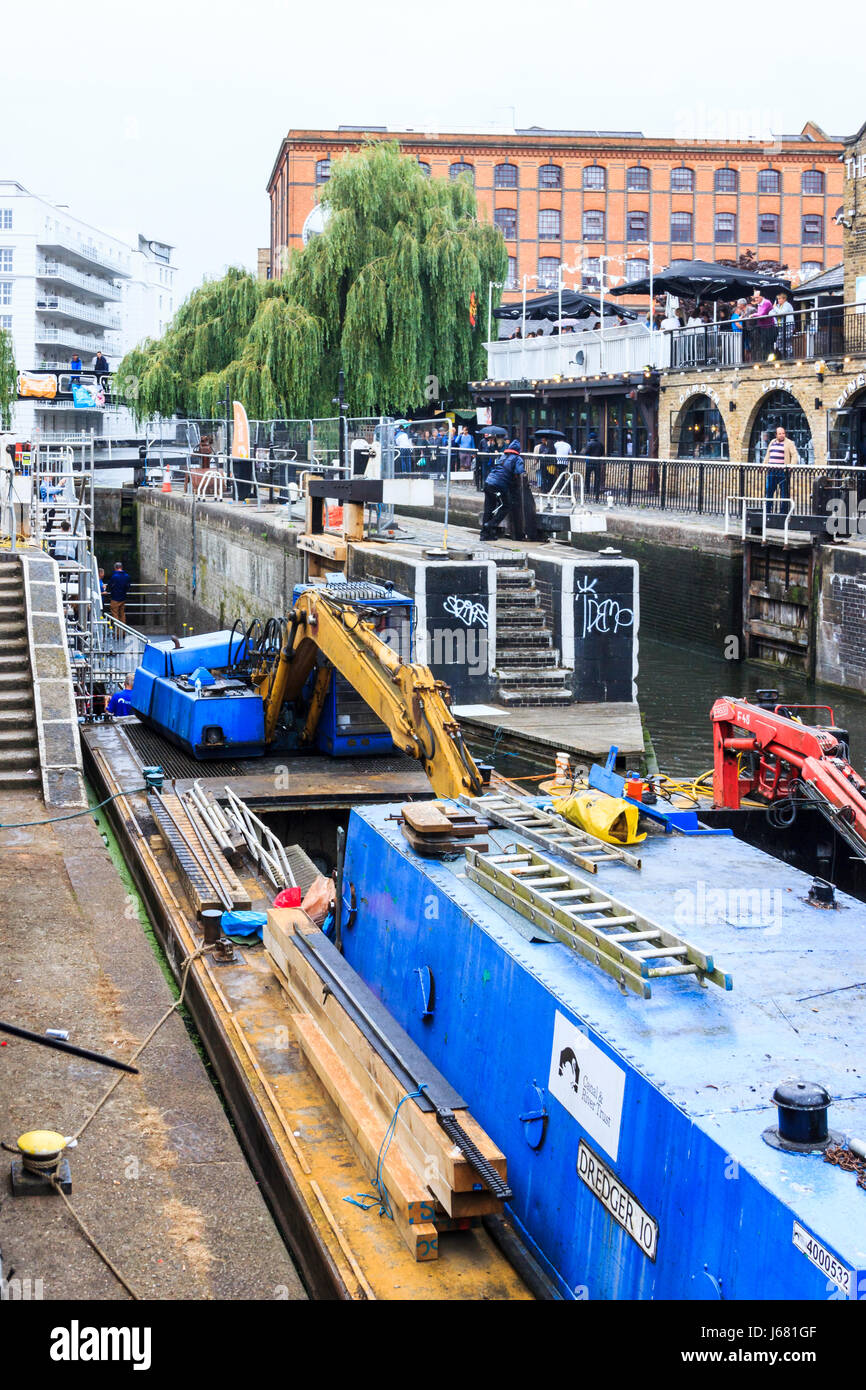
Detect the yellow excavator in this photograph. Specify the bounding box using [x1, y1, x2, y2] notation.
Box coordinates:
[247, 585, 484, 799]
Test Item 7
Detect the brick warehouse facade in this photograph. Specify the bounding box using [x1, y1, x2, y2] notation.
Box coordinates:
[267, 123, 844, 301]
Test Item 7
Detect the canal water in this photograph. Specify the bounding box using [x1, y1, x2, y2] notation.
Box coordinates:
[638, 635, 866, 776]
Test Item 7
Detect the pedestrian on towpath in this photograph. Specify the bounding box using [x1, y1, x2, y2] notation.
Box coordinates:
[584, 431, 605, 501]
[480, 439, 524, 540]
[764, 426, 799, 514]
[107, 560, 131, 624]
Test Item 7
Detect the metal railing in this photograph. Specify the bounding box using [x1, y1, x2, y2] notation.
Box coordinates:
[37, 228, 132, 277]
[35, 294, 122, 330]
[669, 301, 866, 370]
[37, 260, 124, 300]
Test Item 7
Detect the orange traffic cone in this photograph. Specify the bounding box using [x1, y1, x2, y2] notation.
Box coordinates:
[161, 473, 171, 493]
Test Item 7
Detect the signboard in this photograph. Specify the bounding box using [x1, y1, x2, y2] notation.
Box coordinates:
[547, 1009, 626, 1158]
[577, 1140, 658, 1261]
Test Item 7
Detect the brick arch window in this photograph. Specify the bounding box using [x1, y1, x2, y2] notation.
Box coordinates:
[315, 158, 331, 184]
[626, 165, 650, 191]
[582, 165, 605, 190]
[714, 212, 737, 243]
[758, 168, 781, 193]
[582, 209, 605, 241]
[537, 256, 560, 289]
[539, 163, 563, 189]
[670, 210, 693, 242]
[494, 207, 517, 239]
[416, 160, 431, 177]
[494, 162, 518, 189]
[714, 167, 738, 193]
[671, 166, 694, 192]
[449, 161, 475, 183]
[802, 169, 824, 195]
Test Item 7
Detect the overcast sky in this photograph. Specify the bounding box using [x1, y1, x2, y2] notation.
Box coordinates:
[2, 0, 863, 301]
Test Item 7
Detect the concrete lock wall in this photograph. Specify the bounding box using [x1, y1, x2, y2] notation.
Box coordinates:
[533, 554, 638, 700]
[816, 546, 866, 691]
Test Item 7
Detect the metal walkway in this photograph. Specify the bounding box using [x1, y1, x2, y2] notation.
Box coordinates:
[464, 843, 731, 998]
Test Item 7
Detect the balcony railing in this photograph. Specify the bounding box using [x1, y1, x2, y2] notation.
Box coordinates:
[36, 226, 132, 278]
[486, 323, 669, 381]
[36, 260, 123, 301]
[669, 302, 866, 370]
[35, 326, 110, 357]
[35, 295, 122, 331]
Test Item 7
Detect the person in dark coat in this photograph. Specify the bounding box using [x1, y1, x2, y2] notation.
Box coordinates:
[480, 439, 524, 539]
[584, 431, 605, 501]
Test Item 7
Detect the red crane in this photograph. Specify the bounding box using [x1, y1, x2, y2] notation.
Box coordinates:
[711, 696, 866, 853]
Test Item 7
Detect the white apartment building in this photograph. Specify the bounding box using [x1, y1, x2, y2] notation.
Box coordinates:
[0, 182, 176, 442]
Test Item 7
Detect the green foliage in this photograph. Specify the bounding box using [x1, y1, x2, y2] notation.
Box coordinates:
[116, 141, 507, 422]
[0, 329, 16, 429]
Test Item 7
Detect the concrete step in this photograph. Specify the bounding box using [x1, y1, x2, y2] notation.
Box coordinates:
[0, 746, 41, 770]
[0, 619, 26, 635]
[0, 639, 28, 657]
[496, 666, 572, 687]
[0, 687, 35, 708]
[0, 767, 42, 790]
[0, 649, 30, 665]
[496, 568, 536, 586]
[0, 727, 38, 749]
[496, 628, 553, 648]
[495, 649, 562, 668]
[496, 688, 574, 706]
[497, 602, 544, 623]
[0, 703, 35, 723]
[0, 674, 32, 694]
[496, 589, 541, 605]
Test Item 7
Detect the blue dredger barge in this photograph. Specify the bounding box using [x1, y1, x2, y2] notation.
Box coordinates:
[335, 796, 866, 1300]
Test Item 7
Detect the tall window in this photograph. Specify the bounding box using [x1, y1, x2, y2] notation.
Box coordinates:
[494, 208, 517, 239]
[0, 315, 10, 331]
[625, 258, 648, 283]
[449, 161, 474, 183]
[0, 210, 11, 230]
[582, 258, 601, 290]
[626, 165, 650, 191]
[537, 257, 560, 289]
[802, 214, 823, 244]
[315, 158, 331, 184]
[714, 168, 738, 192]
[670, 211, 693, 242]
[0, 249, 12, 273]
[506, 255, 518, 290]
[800, 261, 823, 278]
[583, 165, 605, 190]
[416, 161, 431, 177]
[627, 210, 648, 241]
[494, 163, 518, 189]
[758, 213, 779, 243]
[758, 168, 781, 193]
[539, 209, 562, 239]
[671, 166, 694, 191]
[802, 169, 824, 195]
[538, 164, 562, 189]
[0, 283, 11, 306]
[582, 209, 605, 241]
[714, 212, 736, 243]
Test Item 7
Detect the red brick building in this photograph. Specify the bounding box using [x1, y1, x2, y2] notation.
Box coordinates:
[267, 123, 844, 304]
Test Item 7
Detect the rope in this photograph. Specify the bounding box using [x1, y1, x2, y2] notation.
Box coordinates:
[0, 785, 147, 830]
[23, 945, 214, 1300]
[343, 1083, 428, 1220]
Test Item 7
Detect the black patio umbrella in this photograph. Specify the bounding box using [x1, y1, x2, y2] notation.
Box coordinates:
[480, 425, 508, 437]
[494, 289, 639, 322]
[608, 260, 791, 304]
[532, 428, 567, 439]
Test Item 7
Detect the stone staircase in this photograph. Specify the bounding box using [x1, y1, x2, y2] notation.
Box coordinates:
[0, 556, 41, 790]
[493, 557, 573, 706]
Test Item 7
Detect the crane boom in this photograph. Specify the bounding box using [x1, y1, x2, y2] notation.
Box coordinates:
[251, 588, 484, 800]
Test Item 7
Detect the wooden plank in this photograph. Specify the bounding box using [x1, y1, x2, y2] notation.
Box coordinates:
[402, 802, 454, 834]
[268, 931, 505, 1214]
[289, 1012, 439, 1261]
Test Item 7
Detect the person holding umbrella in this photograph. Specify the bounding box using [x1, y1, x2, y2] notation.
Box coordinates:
[476, 425, 506, 491]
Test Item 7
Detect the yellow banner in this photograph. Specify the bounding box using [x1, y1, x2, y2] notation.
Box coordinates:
[233, 400, 250, 459]
[18, 372, 57, 399]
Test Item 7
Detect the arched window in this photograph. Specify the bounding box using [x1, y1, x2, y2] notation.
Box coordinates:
[494, 163, 518, 189]
[581, 258, 600, 290]
[802, 214, 823, 244]
[537, 256, 560, 289]
[714, 212, 737, 243]
[416, 160, 431, 177]
[538, 163, 562, 189]
[626, 165, 650, 191]
[802, 169, 824, 195]
[758, 213, 779, 243]
[676, 394, 729, 459]
[627, 209, 648, 241]
[625, 258, 648, 283]
[714, 168, 738, 193]
[670, 211, 693, 242]
[671, 166, 694, 191]
[505, 255, 518, 290]
[449, 161, 474, 183]
[582, 165, 605, 190]
[749, 390, 812, 463]
[315, 158, 331, 184]
[494, 208, 517, 239]
[539, 209, 562, 239]
[582, 209, 605, 241]
[758, 168, 781, 193]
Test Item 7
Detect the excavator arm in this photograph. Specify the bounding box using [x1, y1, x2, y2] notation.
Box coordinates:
[250, 588, 483, 800]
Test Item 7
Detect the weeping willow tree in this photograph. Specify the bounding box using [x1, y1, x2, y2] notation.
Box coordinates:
[0, 328, 16, 429]
[116, 141, 507, 421]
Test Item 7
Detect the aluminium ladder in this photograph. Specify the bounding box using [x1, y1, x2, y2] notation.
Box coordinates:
[461, 791, 642, 872]
[464, 843, 731, 999]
